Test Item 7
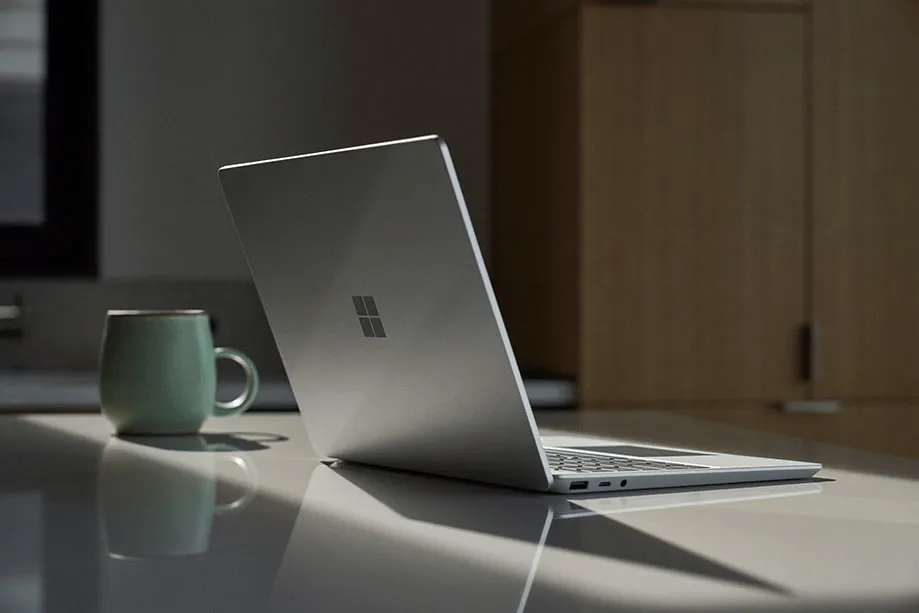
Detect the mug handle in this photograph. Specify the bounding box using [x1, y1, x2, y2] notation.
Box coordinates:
[211, 452, 259, 515]
[213, 347, 260, 417]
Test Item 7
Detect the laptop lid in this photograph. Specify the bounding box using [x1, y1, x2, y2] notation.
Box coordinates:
[219, 136, 552, 491]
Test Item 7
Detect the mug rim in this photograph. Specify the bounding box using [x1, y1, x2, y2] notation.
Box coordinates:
[107, 550, 208, 561]
[106, 309, 207, 317]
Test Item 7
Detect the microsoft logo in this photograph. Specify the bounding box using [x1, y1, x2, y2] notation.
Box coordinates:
[352, 295, 386, 338]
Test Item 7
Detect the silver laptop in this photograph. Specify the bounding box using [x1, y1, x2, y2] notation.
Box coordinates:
[218, 135, 821, 494]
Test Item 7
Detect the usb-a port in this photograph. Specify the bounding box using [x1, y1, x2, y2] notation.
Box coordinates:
[569, 481, 589, 491]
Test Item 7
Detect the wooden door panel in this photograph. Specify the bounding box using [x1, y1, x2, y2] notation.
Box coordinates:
[580, 6, 806, 403]
[493, 15, 581, 377]
[812, 0, 919, 398]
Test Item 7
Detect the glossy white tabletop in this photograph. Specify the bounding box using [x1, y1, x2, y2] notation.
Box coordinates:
[1, 411, 917, 612]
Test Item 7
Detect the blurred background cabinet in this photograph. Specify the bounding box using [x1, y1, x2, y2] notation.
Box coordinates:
[493, 0, 919, 408]
[494, 1, 807, 407]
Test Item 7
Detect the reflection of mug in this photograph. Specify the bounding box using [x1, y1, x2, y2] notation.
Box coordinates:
[100, 310, 259, 435]
[99, 436, 258, 558]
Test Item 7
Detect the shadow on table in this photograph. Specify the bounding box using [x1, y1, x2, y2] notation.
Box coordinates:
[323, 465, 833, 597]
[117, 431, 289, 452]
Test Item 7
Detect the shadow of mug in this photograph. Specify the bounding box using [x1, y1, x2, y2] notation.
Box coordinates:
[99, 435, 258, 558]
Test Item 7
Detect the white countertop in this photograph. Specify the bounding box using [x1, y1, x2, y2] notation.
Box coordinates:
[0, 371, 576, 410]
[2, 410, 918, 612]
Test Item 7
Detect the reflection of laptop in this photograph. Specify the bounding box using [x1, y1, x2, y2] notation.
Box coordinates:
[270, 464, 821, 611]
[219, 135, 822, 494]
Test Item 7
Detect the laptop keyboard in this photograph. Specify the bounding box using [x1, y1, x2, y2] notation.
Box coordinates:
[545, 449, 706, 474]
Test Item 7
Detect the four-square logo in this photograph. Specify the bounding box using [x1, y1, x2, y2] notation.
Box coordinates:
[352, 295, 386, 338]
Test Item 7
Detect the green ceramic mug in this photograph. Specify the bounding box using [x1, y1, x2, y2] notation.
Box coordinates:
[100, 310, 259, 435]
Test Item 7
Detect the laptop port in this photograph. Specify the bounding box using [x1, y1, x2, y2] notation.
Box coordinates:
[598, 481, 611, 487]
[569, 481, 588, 491]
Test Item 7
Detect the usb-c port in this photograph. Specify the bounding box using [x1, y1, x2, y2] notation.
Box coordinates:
[598, 481, 611, 487]
[569, 481, 588, 491]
